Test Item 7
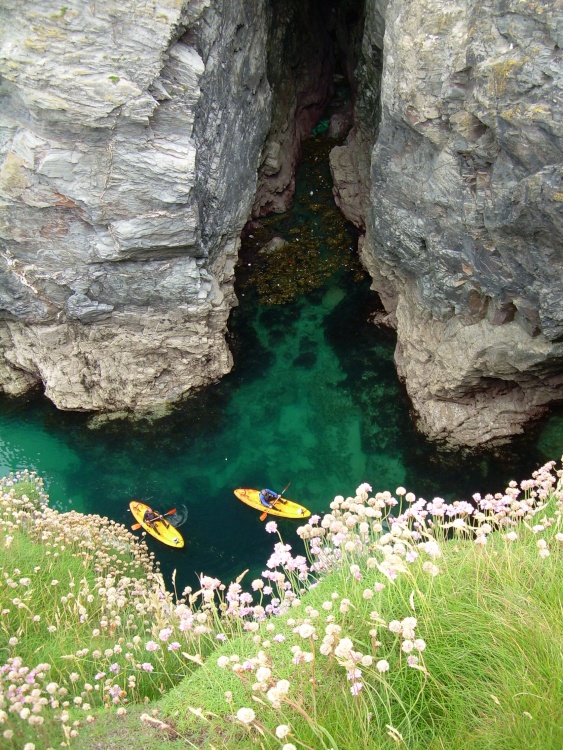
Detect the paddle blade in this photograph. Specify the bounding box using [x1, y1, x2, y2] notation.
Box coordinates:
[260, 511, 268, 522]
[131, 522, 141, 531]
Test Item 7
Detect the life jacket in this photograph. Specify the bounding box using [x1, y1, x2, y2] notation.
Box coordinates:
[260, 489, 276, 506]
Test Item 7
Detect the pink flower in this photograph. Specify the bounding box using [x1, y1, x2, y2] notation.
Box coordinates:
[265, 521, 278, 534]
[200, 575, 221, 590]
[158, 628, 172, 642]
[141, 663, 154, 672]
[167, 642, 181, 651]
[145, 641, 159, 652]
[350, 681, 363, 696]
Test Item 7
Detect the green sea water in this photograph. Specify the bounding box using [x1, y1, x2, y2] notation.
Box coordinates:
[0, 133, 559, 593]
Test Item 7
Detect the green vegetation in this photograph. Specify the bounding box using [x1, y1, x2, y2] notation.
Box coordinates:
[108, 75, 120, 84]
[1, 464, 562, 749]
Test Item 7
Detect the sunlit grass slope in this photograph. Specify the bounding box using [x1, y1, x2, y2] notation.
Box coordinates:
[1, 464, 562, 750]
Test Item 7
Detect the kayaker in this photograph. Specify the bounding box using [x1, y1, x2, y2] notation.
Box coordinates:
[259, 488, 281, 508]
[144, 508, 159, 526]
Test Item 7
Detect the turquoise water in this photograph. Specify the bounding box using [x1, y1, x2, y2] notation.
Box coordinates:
[0, 133, 558, 593]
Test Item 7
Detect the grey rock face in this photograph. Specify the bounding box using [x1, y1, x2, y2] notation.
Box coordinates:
[359, 0, 563, 447]
[0, 0, 271, 411]
[330, 0, 386, 231]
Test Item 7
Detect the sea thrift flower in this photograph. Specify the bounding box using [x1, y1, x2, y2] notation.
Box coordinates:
[356, 482, 372, 496]
[236, 707, 255, 724]
[294, 623, 316, 639]
[376, 660, 390, 673]
[350, 681, 363, 696]
[265, 521, 278, 534]
[255, 667, 271, 683]
[276, 724, 291, 738]
[422, 562, 439, 577]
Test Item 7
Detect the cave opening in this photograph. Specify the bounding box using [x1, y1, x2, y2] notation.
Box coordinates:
[252, 0, 372, 222]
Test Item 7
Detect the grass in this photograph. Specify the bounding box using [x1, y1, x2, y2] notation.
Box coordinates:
[1, 465, 562, 750]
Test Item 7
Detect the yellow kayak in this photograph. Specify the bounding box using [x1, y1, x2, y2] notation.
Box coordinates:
[234, 488, 311, 519]
[129, 501, 184, 548]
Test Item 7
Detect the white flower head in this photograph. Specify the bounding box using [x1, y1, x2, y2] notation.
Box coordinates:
[236, 707, 255, 724]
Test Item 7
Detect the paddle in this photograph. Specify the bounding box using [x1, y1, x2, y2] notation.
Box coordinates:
[131, 508, 176, 531]
[260, 483, 290, 522]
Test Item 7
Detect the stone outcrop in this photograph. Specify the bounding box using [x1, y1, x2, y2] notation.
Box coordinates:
[0, 0, 271, 411]
[354, 0, 563, 447]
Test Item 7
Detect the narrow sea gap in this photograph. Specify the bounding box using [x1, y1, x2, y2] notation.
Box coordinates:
[0, 127, 556, 593]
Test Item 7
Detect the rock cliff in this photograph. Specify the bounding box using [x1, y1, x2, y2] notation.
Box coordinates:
[0, 0, 270, 411]
[335, 0, 563, 447]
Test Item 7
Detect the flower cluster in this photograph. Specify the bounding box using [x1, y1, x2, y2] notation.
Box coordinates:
[1, 458, 562, 749]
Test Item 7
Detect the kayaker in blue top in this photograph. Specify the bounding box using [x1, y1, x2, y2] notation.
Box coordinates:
[259, 488, 281, 508]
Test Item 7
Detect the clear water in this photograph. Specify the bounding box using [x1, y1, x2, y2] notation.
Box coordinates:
[0, 133, 559, 594]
